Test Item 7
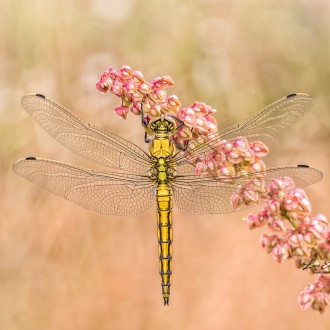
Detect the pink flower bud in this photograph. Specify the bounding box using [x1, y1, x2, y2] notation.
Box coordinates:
[123, 80, 137, 94]
[195, 161, 208, 175]
[273, 244, 289, 263]
[196, 118, 210, 134]
[283, 195, 299, 211]
[141, 97, 152, 113]
[313, 214, 329, 226]
[250, 141, 269, 157]
[110, 81, 123, 96]
[96, 80, 110, 93]
[196, 117, 204, 127]
[131, 104, 141, 115]
[268, 200, 280, 213]
[301, 199, 312, 212]
[207, 159, 216, 172]
[152, 76, 174, 88]
[207, 122, 217, 132]
[114, 105, 129, 120]
[118, 65, 135, 80]
[122, 94, 132, 107]
[191, 102, 207, 115]
[151, 103, 162, 117]
[268, 216, 286, 232]
[176, 126, 192, 139]
[243, 150, 255, 163]
[214, 152, 226, 163]
[149, 108, 158, 117]
[288, 233, 303, 247]
[96, 70, 113, 93]
[320, 232, 330, 253]
[138, 82, 152, 95]
[218, 163, 235, 177]
[163, 95, 181, 113]
[207, 105, 217, 113]
[133, 71, 145, 83]
[245, 211, 268, 230]
[298, 291, 315, 310]
[108, 67, 119, 79]
[243, 187, 259, 203]
[185, 108, 195, 117]
[251, 159, 266, 172]
[224, 143, 233, 151]
[260, 233, 280, 252]
[303, 233, 314, 245]
[230, 192, 242, 209]
[149, 88, 167, 102]
[234, 137, 249, 150]
[282, 177, 296, 191]
[308, 215, 329, 242]
[184, 115, 195, 126]
[311, 293, 327, 313]
[228, 150, 243, 164]
[156, 88, 166, 101]
[204, 114, 218, 130]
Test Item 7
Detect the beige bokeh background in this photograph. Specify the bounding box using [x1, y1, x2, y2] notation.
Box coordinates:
[1, 0, 330, 329]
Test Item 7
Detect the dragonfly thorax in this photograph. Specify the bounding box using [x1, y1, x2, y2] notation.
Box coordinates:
[148, 156, 175, 185]
[149, 134, 175, 159]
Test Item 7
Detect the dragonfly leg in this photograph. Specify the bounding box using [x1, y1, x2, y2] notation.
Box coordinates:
[169, 115, 184, 133]
[141, 96, 153, 137]
[169, 115, 191, 152]
[172, 139, 190, 152]
[144, 131, 150, 143]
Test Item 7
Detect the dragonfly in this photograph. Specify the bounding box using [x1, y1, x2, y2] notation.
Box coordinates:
[13, 93, 322, 305]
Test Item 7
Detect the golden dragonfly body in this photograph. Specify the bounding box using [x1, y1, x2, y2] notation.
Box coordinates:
[148, 117, 177, 305]
[13, 93, 322, 305]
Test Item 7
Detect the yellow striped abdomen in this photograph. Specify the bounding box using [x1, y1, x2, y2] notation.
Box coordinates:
[156, 182, 173, 305]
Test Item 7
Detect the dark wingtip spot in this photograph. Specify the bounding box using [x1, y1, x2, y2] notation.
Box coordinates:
[25, 157, 37, 160]
[36, 94, 45, 99]
[287, 93, 297, 99]
[298, 164, 309, 168]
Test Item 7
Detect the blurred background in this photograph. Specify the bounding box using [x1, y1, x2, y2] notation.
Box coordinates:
[1, 0, 330, 329]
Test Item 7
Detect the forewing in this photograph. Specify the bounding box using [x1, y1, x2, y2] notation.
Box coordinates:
[21, 94, 152, 174]
[173, 165, 322, 215]
[13, 157, 154, 216]
[218, 93, 313, 143]
[174, 93, 313, 170]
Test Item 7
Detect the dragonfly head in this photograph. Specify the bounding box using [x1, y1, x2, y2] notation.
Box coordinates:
[149, 116, 177, 135]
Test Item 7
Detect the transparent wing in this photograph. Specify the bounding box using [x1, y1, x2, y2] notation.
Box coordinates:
[13, 157, 154, 216]
[174, 93, 313, 171]
[21, 94, 152, 174]
[172, 165, 322, 215]
[218, 93, 313, 143]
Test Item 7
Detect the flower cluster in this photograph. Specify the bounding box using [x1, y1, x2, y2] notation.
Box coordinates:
[97, 66, 271, 209]
[96, 66, 220, 150]
[298, 275, 330, 314]
[189, 136, 269, 207]
[96, 66, 181, 119]
[244, 177, 330, 313]
[193, 138, 268, 176]
[172, 102, 218, 148]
